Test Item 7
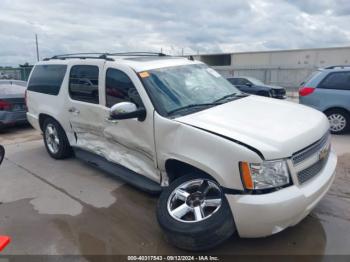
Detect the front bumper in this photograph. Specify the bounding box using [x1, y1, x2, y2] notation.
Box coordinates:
[226, 150, 337, 238]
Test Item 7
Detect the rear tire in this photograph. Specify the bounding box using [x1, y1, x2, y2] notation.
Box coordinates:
[157, 173, 236, 251]
[43, 118, 72, 159]
[325, 109, 350, 134]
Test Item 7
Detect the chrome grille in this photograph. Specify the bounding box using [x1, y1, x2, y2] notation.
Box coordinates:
[292, 132, 330, 165]
[297, 151, 329, 184]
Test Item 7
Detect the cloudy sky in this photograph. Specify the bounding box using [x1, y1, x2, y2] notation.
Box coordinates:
[1, 0, 350, 65]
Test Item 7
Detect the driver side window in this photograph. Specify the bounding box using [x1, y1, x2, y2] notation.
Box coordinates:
[105, 68, 143, 108]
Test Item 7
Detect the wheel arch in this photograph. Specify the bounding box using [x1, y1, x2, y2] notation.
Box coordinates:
[164, 158, 219, 185]
[39, 113, 58, 131]
[324, 107, 350, 115]
[39, 113, 65, 132]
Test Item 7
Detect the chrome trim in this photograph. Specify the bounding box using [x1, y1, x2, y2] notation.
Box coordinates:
[291, 131, 331, 185]
[292, 132, 330, 165]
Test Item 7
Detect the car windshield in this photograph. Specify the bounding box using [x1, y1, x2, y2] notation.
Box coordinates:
[245, 77, 264, 85]
[141, 64, 242, 116]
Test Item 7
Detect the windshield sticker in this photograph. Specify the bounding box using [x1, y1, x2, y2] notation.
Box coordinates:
[139, 71, 150, 78]
[206, 68, 221, 78]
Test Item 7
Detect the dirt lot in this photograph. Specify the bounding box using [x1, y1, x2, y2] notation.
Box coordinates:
[0, 126, 350, 257]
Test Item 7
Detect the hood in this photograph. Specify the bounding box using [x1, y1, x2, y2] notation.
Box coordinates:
[176, 95, 329, 160]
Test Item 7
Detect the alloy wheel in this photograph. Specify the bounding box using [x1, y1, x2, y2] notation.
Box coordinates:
[328, 113, 347, 132]
[167, 179, 222, 223]
[45, 123, 60, 154]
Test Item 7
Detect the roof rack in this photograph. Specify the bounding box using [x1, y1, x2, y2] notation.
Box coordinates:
[43, 52, 168, 61]
[109, 52, 168, 57]
[324, 65, 350, 69]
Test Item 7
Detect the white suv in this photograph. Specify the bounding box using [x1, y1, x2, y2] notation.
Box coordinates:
[26, 53, 337, 250]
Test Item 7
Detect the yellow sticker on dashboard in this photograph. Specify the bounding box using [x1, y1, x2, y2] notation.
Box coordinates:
[139, 71, 150, 78]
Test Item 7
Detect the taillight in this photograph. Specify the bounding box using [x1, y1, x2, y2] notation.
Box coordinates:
[0, 100, 12, 111]
[299, 87, 315, 97]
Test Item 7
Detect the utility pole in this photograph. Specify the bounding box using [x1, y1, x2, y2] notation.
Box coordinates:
[35, 34, 40, 61]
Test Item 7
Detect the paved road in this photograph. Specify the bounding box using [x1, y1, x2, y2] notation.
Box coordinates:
[0, 126, 350, 256]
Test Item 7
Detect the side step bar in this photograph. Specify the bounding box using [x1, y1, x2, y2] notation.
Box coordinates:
[74, 147, 162, 195]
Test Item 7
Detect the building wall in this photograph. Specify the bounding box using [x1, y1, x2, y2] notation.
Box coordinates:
[193, 46, 350, 89]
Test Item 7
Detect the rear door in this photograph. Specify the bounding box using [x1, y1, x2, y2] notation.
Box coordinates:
[66, 61, 107, 151]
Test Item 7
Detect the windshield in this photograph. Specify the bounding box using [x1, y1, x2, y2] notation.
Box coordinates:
[246, 77, 264, 85]
[141, 64, 242, 116]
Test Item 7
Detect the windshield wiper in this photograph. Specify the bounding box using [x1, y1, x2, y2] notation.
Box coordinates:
[214, 92, 247, 103]
[167, 103, 219, 116]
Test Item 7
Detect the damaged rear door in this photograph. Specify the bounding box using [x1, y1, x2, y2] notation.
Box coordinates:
[67, 62, 107, 152]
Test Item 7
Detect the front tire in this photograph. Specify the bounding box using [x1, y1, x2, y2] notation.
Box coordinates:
[325, 109, 350, 134]
[157, 174, 235, 251]
[43, 118, 72, 159]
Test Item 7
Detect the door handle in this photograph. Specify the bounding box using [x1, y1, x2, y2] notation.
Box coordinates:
[68, 107, 80, 114]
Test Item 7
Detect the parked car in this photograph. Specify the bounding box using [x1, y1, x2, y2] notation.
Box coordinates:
[227, 76, 286, 99]
[26, 53, 336, 251]
[0, 80, 27, 129]
[299, 65, 350, 134]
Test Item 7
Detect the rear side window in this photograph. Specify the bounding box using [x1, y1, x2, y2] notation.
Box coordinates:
[27, 65, 67, 95]
[318, 72, 350, 90]
[69, 65, 99, 104]
[105, 68, 143, 108]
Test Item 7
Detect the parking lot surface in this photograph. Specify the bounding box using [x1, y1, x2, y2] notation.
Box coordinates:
[0, 126, 350, 256]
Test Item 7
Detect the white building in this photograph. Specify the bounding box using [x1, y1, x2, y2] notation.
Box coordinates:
[192, 46, 350, 89]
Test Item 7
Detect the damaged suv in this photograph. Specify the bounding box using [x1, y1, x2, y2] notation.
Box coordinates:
[26, 53, 337, 250]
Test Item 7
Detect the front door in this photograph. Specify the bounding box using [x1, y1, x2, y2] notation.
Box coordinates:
[100, 65, 159, 182]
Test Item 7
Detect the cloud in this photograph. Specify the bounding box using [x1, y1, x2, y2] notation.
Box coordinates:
[0, 0, 349, 65]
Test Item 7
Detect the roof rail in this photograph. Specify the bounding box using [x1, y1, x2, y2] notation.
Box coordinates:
[324, 65, 350, 69]
[43, 52, 169, 61]
[109, 52, 168, 57]
[44, 53, 114, 61]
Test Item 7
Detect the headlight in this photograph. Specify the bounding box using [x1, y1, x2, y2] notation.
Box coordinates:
[240, 160, 290, 190]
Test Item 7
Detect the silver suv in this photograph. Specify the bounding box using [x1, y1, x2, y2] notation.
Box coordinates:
[299, 65, 350, 134]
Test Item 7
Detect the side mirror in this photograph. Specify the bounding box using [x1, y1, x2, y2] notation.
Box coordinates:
[245, 82, 252, 87]
[110, 102, 146, 121]
[0, 145, 4, 166]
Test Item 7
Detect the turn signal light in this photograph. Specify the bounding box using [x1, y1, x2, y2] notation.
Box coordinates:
[239, 162, 253, 190]
[299, 87, 315, 97]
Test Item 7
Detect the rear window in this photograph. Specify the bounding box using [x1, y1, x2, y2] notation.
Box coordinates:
[27, 65, 67, 95]
[227, 78, 238, 85]
[300, 71, 322, 87]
